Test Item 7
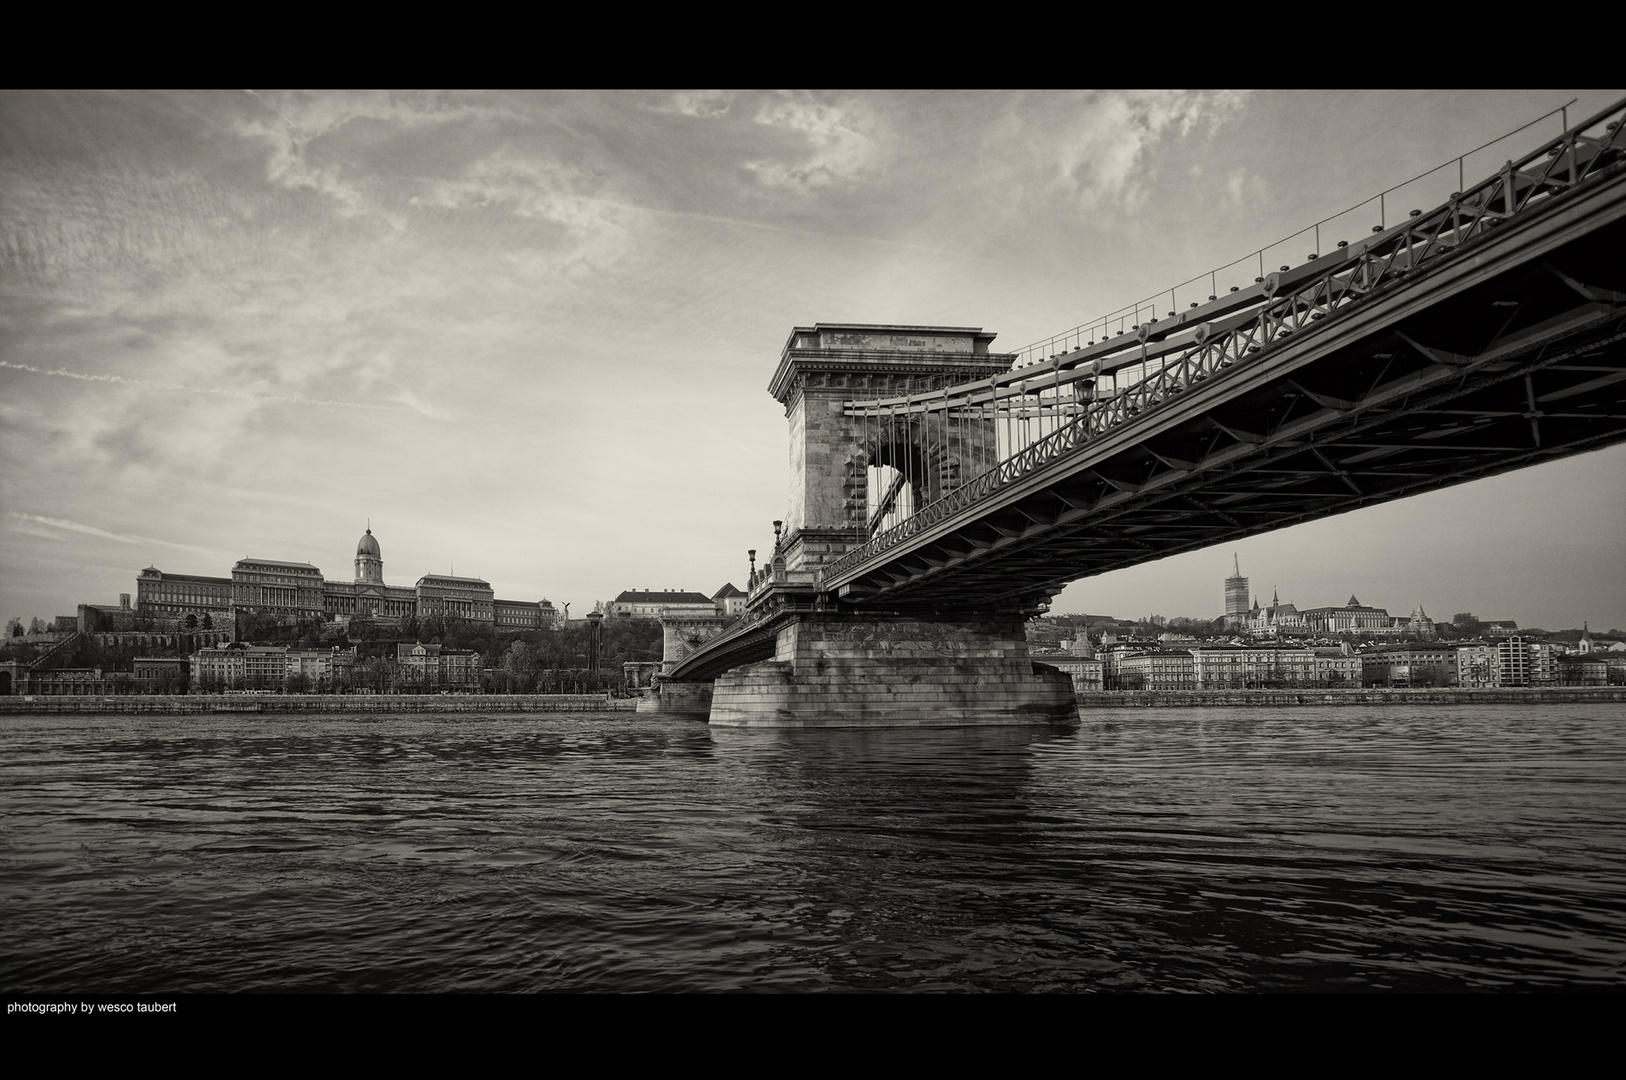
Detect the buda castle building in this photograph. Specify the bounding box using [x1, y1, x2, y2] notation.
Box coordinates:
[133, 528, 559, 631]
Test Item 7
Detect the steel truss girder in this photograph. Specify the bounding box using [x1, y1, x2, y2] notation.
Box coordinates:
[836, 316, 1626, 607]
[823, 110, 1626, 609]
[830, 182, 1626, 591]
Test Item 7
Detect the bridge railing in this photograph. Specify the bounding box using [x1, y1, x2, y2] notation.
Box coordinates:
[825, 96, 1626, 585]
[1010, 98, 1590, 369]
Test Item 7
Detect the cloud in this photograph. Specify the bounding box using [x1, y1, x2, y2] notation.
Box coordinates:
[0, 161, 261, 298]
[387, 383, 458, 423]
[1227, 168, 1247, 203]
[646, 91, 734, 119]
[744, 94, 881, 194]
[0, 360, 416, 414]
[232, 91, 524, 228]
[412, 147, 625, 237]
[1052, 91, 1247, 210]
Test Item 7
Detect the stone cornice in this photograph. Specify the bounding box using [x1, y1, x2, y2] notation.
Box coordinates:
[768, 323, 1013, 404]
[769, 350, 1015, 405]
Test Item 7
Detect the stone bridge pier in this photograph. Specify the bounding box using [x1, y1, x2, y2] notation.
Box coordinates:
[636, 611, 733, 718]
[706, 604, 1076, 728]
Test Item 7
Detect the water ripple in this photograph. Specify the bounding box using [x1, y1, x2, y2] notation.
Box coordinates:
[2, 705, 1624, 991]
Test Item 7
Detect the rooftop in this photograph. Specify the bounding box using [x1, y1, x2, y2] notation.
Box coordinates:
[613, 590, 715, 605]
[146, 572, 232, 585]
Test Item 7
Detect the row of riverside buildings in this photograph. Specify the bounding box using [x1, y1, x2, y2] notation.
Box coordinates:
[188, 641, 481, 692]
[1042, 632, 1619, 691]
[7, 642, 484, 697]
[13, 632, 1616, 697]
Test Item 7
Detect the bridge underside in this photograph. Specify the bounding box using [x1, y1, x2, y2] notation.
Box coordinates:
[832, 206, 1626, 610]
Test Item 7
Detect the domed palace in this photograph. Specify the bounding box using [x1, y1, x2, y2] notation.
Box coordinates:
[133, 526, 560, 630]
[355, 527, 383, 586]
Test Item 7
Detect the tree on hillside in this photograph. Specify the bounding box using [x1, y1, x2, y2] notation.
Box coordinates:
[600, 617, 662, 664]
[503, 641, 540, 693]
[1451, 613, 1485, 638]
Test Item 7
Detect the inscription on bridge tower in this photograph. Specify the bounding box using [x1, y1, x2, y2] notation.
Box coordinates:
[766, 324, 1012, 577]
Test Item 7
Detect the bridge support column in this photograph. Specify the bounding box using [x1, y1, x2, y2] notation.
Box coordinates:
[708, 610, 1076, 727]
[637, 677, 714, 718]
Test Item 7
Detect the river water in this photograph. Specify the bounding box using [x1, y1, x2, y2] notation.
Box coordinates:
[3, 704, 1624, 993]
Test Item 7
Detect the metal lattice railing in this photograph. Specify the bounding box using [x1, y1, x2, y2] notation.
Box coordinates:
[825, 96, 1626, 584]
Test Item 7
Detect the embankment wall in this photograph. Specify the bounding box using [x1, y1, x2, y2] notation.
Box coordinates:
[0, 694, 636, 715]
[1076, 688, 1626, 707]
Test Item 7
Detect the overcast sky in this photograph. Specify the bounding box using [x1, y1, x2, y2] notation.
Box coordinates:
[3, 90, 1623, 632]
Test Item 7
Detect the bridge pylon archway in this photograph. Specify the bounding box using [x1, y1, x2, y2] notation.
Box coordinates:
[768, 324, 1010, 573]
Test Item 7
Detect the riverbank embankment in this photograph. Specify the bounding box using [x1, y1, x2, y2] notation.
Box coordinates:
[1076, 688, 1626, 707]
[0, 693, 636, 715]
[5, 687, 1624, 715]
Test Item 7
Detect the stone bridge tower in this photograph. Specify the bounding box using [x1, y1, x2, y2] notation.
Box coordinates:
[767, 324, 1011, 577]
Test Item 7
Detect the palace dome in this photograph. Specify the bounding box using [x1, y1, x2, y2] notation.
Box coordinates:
[357, 529, 381, 559]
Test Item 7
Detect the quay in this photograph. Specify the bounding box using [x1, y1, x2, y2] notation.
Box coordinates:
[3, 689, 1623, 718]
[1075, 688, 1626, 708]
[0, 693, 637, 716]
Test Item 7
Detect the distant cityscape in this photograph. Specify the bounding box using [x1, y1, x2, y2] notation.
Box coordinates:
[0, 525, 749, 697]
[1029, 556, 1625, 692]
[2, 536, 1622, 698]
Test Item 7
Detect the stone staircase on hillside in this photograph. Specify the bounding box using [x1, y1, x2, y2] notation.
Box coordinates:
[28, 632, 82, 670]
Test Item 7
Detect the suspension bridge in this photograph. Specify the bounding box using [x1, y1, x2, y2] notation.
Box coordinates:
[650, 96, 1626, 726]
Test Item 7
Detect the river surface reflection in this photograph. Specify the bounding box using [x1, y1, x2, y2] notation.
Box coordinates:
[3, 704, 1624, 991]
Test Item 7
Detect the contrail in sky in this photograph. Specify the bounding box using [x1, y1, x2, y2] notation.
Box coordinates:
[0, 360, 413, 413]
[5, 512, 215, 553]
